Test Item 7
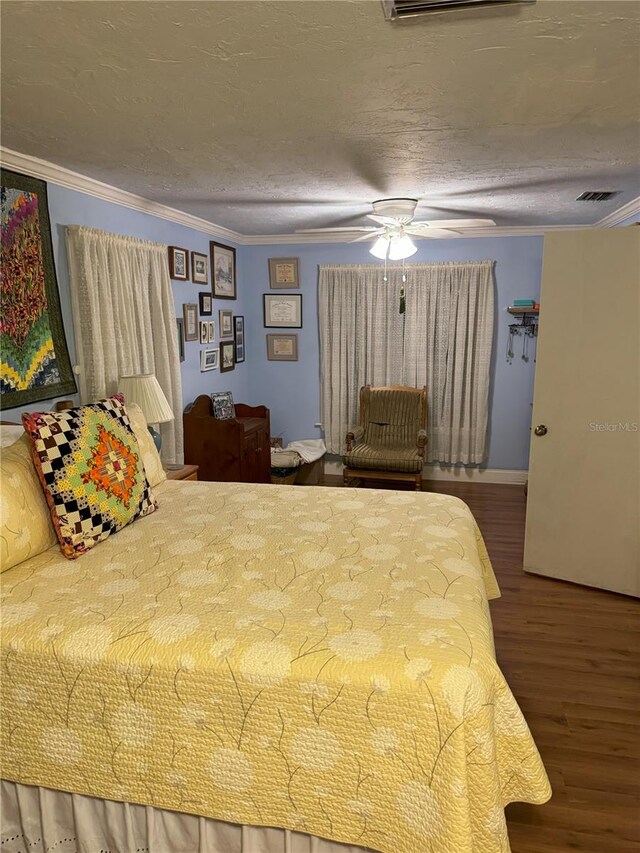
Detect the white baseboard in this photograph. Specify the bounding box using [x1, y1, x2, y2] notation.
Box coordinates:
[324, 458, 527, 485]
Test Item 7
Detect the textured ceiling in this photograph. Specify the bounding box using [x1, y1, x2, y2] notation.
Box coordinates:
[1, 0, 639, 235]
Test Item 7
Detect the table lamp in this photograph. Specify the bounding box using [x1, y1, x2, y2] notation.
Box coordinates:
[119, 374, 173, 451]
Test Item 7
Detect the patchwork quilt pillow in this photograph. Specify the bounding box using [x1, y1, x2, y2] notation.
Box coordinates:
[22, 395, 157, 559]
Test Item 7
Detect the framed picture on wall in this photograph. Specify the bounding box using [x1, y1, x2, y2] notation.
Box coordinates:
[210, 241, 236, 299]
[200, 321, 209, 344]
[234, 315, 245, 363]
[199, 292, 212, 316]
[208, 320, 215, 343]
[267, 333, 298, 361]
[191, 251, 208, 284]
[263, 293, 302, 328]
[219, 309, 233, 338]
[220, 340, 235, 372]
[176, 318, 185, 362]
[200, 348, 218, 371]
[183, 303, 198, 341]
[269, 257, 299, 289]
[169, 246, 189, 281]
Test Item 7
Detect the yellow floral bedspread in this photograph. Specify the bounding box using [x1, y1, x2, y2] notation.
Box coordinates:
[1, 481, 551, 852]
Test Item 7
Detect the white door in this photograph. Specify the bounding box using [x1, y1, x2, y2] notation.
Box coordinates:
[524, 228, 640, 597]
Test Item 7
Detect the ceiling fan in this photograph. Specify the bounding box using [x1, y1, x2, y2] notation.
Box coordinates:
[296, 198, 496, 259]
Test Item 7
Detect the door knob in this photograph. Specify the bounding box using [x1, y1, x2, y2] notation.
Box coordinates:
[534, 424, 548, 436]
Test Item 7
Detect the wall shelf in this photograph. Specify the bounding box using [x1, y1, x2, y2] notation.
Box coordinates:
[507, 306, 539, 315]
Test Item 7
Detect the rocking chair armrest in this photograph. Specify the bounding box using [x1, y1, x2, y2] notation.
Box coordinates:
[417, 430, 427, 457]
[345, 426, 364, 452]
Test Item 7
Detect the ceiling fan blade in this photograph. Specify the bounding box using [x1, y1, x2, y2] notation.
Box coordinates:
[406, 226, 458, 239]
[295, 226, 378, 234]
[366, 214, 399, 226]
[412, 218, 496, 229]
[351, 230, 384, 242]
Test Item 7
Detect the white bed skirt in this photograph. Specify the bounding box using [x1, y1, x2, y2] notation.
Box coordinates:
[1, 781, 374, 853]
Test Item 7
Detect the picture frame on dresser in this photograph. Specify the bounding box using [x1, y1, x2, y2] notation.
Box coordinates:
[211, 390, 234, 420]
[169, 246, 189, 281]
[210, 241, 236, 300]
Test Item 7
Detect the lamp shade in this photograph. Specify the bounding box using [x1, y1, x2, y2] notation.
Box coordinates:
[119, 374, 173, 424]
[369, 236, 390, 260]
[388, 234, 418, 260]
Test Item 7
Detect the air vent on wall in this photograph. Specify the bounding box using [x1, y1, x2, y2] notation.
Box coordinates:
[576, 191, 621, 202]
[382, 0, 535, 20]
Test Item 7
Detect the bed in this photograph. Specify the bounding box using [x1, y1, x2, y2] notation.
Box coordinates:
[1, 476, 551, 852]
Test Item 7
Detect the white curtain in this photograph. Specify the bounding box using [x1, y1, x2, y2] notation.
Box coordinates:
[66, 226, 183, 463]
[319, 262, 494, 465]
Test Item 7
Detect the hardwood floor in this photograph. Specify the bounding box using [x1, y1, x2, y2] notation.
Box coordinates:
[322, 476, 640, 853]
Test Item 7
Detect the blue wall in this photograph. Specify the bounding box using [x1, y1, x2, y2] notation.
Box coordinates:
[7, 182, 250, 415]
[6, 178, 543, 470]
[242, 239, 543, 471]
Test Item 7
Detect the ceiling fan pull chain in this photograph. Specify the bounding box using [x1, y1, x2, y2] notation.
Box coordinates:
[399, 262, 406, 315]
[383, 255, 388, 283]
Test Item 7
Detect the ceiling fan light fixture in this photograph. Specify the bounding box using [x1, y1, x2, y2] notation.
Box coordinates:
[370, 235, 391, 259]
[388, 234, 418, 260]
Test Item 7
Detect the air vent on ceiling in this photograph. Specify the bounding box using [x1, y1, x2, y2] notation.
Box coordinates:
[382, 0, 535, 20]
[576, 191, 621, 202]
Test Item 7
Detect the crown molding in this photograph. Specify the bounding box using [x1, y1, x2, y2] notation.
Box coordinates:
[595, 195, 640, 228]
[2, 146, 637, 244]
[0, 147, 245, 245]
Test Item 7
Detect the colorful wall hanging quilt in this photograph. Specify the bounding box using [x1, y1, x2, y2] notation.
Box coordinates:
[1, 168, 76, 408]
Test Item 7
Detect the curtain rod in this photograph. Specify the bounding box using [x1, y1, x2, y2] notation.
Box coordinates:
[318, 261, 495, 270]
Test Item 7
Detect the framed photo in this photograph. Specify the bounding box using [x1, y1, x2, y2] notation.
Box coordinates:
[169, 246, 189, 281]
[219, 309, 233, 338]
[220, 340, 235, 372]
[200, 321, 209, 344]
[200, 348, 219, 372]
[210, 241, 236, 300]
[267, 333, 298, 361]
[269, 257, 300, 289]
[191, 251, 208, 284]
[208, 320, 215, 343]
[176, 318, 185, 362]
[263, 293, 302, 328]
[234, 315, 245, 364]
[211, 391, 234, 419]
[199, 292, 212, 316]
[183, 303, 198, 341]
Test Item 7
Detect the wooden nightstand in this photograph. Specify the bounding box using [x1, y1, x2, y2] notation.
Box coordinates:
[165, 464, 199, 482]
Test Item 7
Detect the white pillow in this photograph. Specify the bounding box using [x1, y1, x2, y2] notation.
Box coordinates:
[126, 403, 167, 488]
[0, 424, 25, 447]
